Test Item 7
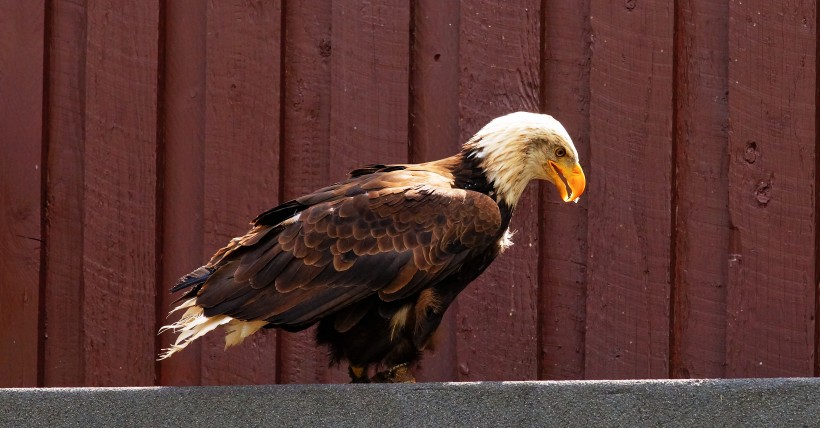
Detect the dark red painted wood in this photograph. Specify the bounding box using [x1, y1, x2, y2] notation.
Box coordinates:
[0, 0, 45, 388]
[8, 0, 820, 387]
[277, 0, 347, 384]
[671, 0, 730, 379]
[328, 0, 410, 175]
[725, 0, 816, 377]
[409, 0, 461, 382]
[158, 1, 207, 386]
[200, 0, 282, 385]
[585, 0, 674, 379]
[42, 0, 87, 387]
[455, 0, 542, 381]
[81, 0, 160, 386]
[539, 0, 591, 380]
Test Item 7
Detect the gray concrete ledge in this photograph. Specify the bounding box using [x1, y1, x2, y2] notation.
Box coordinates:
[2, 378, 820, 427]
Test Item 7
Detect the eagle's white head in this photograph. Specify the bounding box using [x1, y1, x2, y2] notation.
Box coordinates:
[464, 112, 586, 207]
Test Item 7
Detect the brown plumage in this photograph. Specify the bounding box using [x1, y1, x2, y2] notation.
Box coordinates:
[159, 112, 586, 383]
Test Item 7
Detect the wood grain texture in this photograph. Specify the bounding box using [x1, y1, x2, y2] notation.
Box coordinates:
[42, 0, 87, 387]
[671, 0, 730, 379]
[11, 0, 820, 386]
[408, 0, 461, 382]
[0, 0, 45, 388]
[456, 0, 541, 381]
[585, 0, 674, 379]
[158, 0, 206, 386]
[277, 0, 347, 384]
[725, 0, 816, 377]
[81, 0, 160, 386]
[539, 0, 591, 380]
[328, 0, 410, 178]
[200, 0, 282, 385]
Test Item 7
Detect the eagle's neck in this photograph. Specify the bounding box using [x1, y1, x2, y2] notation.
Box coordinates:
[451, 151, 495, 195]
[451, 134, 532, 208]
[444, 150, 518, 218]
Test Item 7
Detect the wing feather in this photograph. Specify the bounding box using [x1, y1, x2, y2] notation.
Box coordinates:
[249, 250, 293, 289]
[179, 169, 503, 331]
[234, 242, 281, 283]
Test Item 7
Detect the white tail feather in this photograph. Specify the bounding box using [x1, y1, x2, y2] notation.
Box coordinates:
[157, 298, 268, 360]
[224, 319, 267, 349]
[389, 305, 412, 342]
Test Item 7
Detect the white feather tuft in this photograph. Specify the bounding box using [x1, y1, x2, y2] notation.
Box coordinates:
[498, 228, 516, 253]
[157, 298, 268, 360]
[224, 319, 268, 349]
[389, 305, 412, 341]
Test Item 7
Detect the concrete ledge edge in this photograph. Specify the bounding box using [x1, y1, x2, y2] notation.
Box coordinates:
[3, 378, 819, 427]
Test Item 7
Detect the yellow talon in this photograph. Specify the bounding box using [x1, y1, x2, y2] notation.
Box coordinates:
[350, 366, 365, 378]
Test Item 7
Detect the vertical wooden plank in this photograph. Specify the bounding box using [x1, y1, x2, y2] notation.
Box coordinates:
[409, 0, 461, 382]
[328, 0, 410, 177]
[671, 0, 729, 379]
[726, 0, 816, 377]
[585, 0, 674, 379]
[42, 0, 87, 387]
[158, 0, 206, 386]
[82, 0, 161, 386]
[411, 0, 460, 161]
[278, 0, 347, 384]
[456, 0, 541, 381]
[539, 0, 591, 380]
[0, 0, 45, 387]
[200, 0, 282, 385]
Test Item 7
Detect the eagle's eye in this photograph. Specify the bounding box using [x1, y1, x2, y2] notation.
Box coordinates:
[555, 147, 567, 158]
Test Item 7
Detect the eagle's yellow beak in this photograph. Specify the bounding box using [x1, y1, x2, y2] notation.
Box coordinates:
[548, 161, 585, 203]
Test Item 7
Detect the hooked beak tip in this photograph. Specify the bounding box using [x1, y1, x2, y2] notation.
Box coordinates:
[549, 161, 586, 203]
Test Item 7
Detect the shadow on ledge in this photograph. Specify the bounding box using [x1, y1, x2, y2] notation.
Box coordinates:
[3, 378, 819, 427]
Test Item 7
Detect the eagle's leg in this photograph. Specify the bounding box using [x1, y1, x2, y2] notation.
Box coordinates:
[348, 365, 370, 383]
[371, 363, 415, 383]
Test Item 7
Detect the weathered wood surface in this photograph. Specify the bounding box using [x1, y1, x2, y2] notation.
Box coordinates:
[585, 0, 674, 379]
[725, 0, 816, 377]
[1, 1, 819, 386]
[0, 0, 45, 388]
[540, 0, 591, 381]
[42, 0, 87, 387]
[81, 0, 161, 386]
[671, 0, 730, 379]
[158, 0, 207, 386]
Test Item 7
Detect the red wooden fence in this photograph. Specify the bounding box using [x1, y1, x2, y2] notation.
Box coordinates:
[1, 0, 817, 387]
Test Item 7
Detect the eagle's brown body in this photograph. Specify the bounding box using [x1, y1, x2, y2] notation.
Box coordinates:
[161, 112, 585, 382]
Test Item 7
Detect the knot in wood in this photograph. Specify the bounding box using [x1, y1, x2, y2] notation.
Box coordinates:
[625, 0, 637, 11]
[319, 39, 332, 57]
[754, 179, 771, 207]
[744, 141, 759, 164]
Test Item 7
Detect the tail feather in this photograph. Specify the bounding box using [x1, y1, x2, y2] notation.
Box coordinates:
[224, 319, 268, 348]
[158, 298, 269, 360]
[170, 266, 214, 293]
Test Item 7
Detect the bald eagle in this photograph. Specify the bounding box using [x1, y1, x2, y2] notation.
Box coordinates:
[159, 112, 585, 383]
